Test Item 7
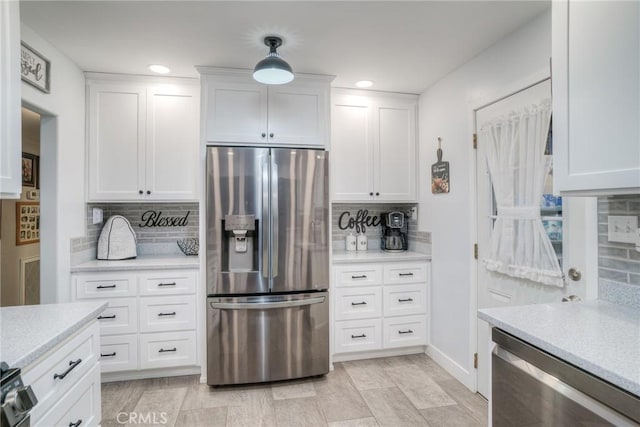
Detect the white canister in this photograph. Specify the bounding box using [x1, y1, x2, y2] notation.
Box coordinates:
[357, 234, 368, 251]
[346, 233, 357, 251]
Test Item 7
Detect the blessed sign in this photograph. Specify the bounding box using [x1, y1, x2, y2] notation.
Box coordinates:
[21, 42, 50, 93]
[338, 210, 381, 234]
[139, 210, 190, 227]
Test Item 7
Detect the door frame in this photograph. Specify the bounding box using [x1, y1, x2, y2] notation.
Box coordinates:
[467, 67, 551, 393]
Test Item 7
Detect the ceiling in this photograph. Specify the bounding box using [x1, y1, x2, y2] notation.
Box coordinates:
[20, 1, 549, 94]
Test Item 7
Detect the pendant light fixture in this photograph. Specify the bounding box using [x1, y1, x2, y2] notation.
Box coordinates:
[253, 36, 294, 85]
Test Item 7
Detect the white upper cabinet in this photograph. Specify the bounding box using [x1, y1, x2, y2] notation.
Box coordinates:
[553, 0, 640, 195]
[331, 89, 417, 203]
[0, 1, 22, 198]
[199, 68, 332, 148]
[87, 74, 199, 202]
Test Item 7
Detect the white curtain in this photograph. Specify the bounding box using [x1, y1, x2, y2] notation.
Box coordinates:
[480, 100, 564, 287]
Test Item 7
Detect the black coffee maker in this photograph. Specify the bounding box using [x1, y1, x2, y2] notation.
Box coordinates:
[380, 212, 408, 252]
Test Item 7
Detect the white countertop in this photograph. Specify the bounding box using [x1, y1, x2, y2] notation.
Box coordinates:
[0, 301, 107, 369]
[478, 300, 640, 397]
[332, 249, 431, 264]
[70, 254, 200, 272]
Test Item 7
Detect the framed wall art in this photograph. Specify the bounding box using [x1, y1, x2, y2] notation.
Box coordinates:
[21, 42, 51, 93]
[16, 202, 40, 245]
[22, 152, 38, 187]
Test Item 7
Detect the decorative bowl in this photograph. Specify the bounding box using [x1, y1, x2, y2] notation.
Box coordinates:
[177, 238, 199, 256]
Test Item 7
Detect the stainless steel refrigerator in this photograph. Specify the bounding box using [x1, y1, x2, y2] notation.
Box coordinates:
[206, 146, 329, 385]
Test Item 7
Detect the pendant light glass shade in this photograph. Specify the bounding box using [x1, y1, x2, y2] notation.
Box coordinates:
[253, 36, 294, 85]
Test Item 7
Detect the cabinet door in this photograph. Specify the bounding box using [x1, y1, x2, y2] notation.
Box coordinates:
[268, 84, 328, 147]
[374, 101, 417, 202]
[205, 78, 268, 144]
[88, 83, 146, 201]
[331, 94, 375, 201]
[146, 84, 199, 200]
[553, 0, 640, 194]
[0, 1, 21, 198]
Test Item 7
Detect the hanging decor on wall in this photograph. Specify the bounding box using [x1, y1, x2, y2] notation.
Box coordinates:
[21, 152, 38, 187]
[139, 210, 190, 227]
[337, 209, 381, 234]
[16, 202, 40, 245]
[431, 137, 450, 194]
[20, 42, 51, 93]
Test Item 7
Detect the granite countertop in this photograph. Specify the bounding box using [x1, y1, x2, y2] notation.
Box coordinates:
[479, 300, 640, 396]
[332, 249, 431, 264]
[70, 254, 200, 272]
[0, 301, 107, 369]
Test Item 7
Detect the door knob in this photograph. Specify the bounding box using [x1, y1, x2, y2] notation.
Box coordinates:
[567, 268, 581, 281]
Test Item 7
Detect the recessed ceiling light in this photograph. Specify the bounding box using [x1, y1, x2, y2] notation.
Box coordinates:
[148, 64, 170, 74]
[355, 80, 373, 88]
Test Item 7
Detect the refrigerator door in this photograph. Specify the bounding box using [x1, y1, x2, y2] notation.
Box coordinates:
[270, 148, 329, 293]
[206, 147, 270, 295]
[207, 292, 329, 385]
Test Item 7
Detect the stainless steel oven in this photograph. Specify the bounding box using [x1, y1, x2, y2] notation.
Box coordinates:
[492, 328, 640, 426]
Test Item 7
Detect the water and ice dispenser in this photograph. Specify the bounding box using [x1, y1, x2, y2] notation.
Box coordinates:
[222, 214, 258, 272]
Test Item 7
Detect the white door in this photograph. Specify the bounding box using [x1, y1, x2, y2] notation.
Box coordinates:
[268, 84, 327, 147]
[475, 79, 597, 397]
[204, 79, 268, 144]
[331, 93, 375, 201]
[88, 83, 146, 201]
[146, 84, 199, 200]
[375, 101, 417, 202]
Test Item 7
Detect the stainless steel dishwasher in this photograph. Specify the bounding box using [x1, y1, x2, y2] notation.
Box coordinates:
[492, 328, 640, 426]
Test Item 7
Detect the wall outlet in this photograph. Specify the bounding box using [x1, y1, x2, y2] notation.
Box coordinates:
[607, 215, 638, 244]
[92, 208, 103, 225]
[410, 206, 418, 220]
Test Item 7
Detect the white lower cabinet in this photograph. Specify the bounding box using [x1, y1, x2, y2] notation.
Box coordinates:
[333, 260, 430, 357]
[73, 268, 199, 379]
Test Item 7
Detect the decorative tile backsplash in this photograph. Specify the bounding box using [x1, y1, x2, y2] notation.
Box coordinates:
[332, 203, 431, 252]
[70, 203, 199, 264]
[597, 195, 640, 308]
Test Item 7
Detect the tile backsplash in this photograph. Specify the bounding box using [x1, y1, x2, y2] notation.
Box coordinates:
[597, 195, 640, 308]
[70, 203, 199, 265]
[332, 203, 431, 253]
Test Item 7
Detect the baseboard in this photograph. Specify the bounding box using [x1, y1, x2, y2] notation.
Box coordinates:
[426, 345, 475, 391]
[332, 346, 427, 363]
[101, 366, 201, 383]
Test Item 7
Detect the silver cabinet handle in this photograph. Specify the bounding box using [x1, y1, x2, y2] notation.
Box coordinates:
[158, 312, 176, 317]
[399, 272, 414, 277]
[398, 298, 413, 303]
[97, 314, 116, 320]
[351, 334, 367, 339]
[351, 301, 367, 306]
[398, 329, 413, 335]
[100, 352, 116, 357]
[158, 348, 177, 353]
[211, 296, 325, 310]
[157, 282, 176, 287]
[96, 284, 116, 289]
[351, 275, 367, 279]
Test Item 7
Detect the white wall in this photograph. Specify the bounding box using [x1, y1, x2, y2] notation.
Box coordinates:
[20, 24, 86, 303]
[418, 9, 551, 389]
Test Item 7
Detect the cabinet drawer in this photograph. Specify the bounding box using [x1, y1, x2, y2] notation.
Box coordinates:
[334, 264, 383, 287]
[139, 295, 196, 333]
[383, 262, 427, 284]
[76, 273, 136, 299]
[334, 319, 382, 354]
[383, 284, 427, 317]
[100, 334, 138, 373]
[383, 315, 427, 349]
[24, 322, 99, 421]
[34, 364, 101, 427]
[140, 331, 197, 369]
[334, 286, 382, 320]
[138, 270, 197, 296]
[96, 298, 137, 335]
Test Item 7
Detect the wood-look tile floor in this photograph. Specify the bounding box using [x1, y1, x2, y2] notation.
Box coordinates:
[101, 354, 487, 427]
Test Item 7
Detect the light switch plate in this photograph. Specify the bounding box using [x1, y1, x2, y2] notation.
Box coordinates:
[608, 215, 638, 244]
[92, 208, 103, 225]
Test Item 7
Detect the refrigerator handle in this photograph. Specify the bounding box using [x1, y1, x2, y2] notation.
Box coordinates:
[271, 156, 279, 279]
[262, 157, 270, 279]
[210, 296, 325, 310]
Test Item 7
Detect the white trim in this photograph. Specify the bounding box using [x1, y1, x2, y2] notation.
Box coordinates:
[332, 346, 427, 363]
[84, 72, 199, 86]
[426, 344, 474, 390]
[101, 366, 201, 383]
[470, 67, 551, 111]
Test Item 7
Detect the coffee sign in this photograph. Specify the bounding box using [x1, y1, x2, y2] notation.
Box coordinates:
[338, 210, 381, 234]
[21, 42, 50, 93]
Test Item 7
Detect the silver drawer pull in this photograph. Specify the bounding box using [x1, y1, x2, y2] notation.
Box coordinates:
[97, 314, 116, 320]
[351, 334, 367, 339]
[100, 352, 116, 357]
[351, 275, 367, 279]
[158, 282, 177, 287]
[54, 359, 82, 380]
[158, 312, 177, 317]
[159, 347, 177, 353]
[351, 301, 367, 306]
[398, 298, 414, 303]
[96, 284, 116, 289]
[399, 272, 414, 277]
[398, 329, 414, 335]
